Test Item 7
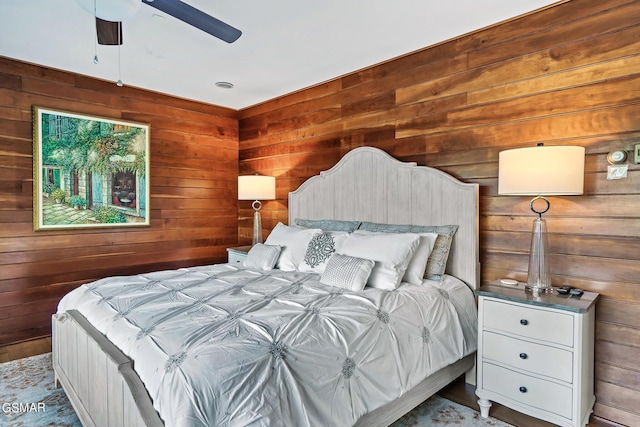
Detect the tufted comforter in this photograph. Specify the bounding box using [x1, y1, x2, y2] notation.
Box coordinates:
[57, 264, 477, 427]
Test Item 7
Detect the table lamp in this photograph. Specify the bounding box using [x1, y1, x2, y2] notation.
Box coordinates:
[238, 175, 276, 245]
[498, 144, 585, 292]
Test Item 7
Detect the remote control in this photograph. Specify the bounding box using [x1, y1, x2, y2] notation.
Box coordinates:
[557, 285, 573, 295]
[569, 288, 584, 297]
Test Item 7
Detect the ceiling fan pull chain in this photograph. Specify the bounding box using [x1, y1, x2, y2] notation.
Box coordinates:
[93, 0, 98, 64]
[116, 21, 123, 87]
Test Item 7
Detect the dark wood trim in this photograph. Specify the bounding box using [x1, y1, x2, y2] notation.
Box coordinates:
[0, 336, 51, 363]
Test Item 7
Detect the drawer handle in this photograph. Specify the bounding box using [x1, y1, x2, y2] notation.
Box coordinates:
[520, 319, 528, 326]
[519, 386, 528, 393]
[519, 353, 528, 359]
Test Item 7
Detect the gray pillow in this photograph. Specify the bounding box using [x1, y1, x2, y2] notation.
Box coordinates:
[320, 253, 375, 291]
[357, 222, 458, 280]
[294, 218, 361, 232]
[412, 225, 458, 280]
[242, 243, 281, 271]
[357, 222, 411, 233]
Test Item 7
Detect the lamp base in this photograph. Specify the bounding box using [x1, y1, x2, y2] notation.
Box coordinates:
[252, 201, 263, 246]
[526, 215, 552, 292]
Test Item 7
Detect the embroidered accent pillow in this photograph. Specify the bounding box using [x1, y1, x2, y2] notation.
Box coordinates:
[299, 232, 350, 274]
[242, 244, 281, 271]
[320, 254, 375, 291]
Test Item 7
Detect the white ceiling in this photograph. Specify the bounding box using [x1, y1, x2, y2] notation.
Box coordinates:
[0, 0, 559, 110]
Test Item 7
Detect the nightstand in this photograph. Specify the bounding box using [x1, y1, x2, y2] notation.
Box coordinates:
[475, 281, 599, 427]
[226, 245, 252, 265]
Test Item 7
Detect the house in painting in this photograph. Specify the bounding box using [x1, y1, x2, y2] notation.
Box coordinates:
[40, 111, 147, 225]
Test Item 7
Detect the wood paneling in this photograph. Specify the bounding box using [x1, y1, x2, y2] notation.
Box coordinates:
[0, 57, 239, 345]
[237, 0, 640, 424]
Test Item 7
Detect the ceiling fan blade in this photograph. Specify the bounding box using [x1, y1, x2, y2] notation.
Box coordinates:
[142, 0, 241, 43]
[96, 17, 123, 45]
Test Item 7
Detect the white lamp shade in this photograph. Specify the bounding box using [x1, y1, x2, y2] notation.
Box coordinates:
[499, 146, 585, 196]
[238, 175, 276, 200]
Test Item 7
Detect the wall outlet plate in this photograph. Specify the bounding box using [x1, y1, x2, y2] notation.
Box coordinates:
[635, 143, 640, 164]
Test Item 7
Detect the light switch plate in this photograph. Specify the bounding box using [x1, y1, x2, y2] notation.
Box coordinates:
[607, 165, 628, 180]
[635, 143, 640, 164]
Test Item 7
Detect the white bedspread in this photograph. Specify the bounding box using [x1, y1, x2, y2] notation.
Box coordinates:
[57, 264, 477, 427]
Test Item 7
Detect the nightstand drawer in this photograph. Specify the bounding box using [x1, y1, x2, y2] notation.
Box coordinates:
[227, 246, 251, 265]
[228, 251, 247, 264]
[483, 331, 573, 382]
[482, 362, 573, 419]
[228, 252, 246, 264]
[483, 299, 574, 346]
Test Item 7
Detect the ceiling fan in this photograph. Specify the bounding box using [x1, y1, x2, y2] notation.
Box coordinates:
[79, 0, 242, 45]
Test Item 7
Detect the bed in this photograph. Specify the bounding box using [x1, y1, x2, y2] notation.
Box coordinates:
[52, 146, 480, 427]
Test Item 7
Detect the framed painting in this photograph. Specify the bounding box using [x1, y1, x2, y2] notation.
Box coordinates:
[33, 107, 150, 230]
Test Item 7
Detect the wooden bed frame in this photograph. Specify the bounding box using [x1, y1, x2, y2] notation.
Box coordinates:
[52, 146, 479, 427]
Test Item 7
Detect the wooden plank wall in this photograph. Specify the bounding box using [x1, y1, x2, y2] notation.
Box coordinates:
[238, 0, 640, 425]
[0, 57, 239, 346]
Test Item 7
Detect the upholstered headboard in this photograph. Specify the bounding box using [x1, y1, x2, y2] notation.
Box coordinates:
[288, 146, 479, 290]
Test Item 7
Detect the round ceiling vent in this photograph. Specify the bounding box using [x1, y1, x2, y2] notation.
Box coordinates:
[215, 81, 234, 89]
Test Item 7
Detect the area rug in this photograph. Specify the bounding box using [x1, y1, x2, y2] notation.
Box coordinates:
[1, 353, 512, 427]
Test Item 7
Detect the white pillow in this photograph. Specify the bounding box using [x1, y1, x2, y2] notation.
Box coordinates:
[299, 232, 350, 274]
[320, 254, 375, 291]
[243, 244, 281, 271]
[403, 232, 438, 285]
[337, 231, 420, 290]
[264, 222, 321, 271]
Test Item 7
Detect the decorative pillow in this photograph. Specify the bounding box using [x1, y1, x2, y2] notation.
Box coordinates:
[243, 244, 282, 271]
[299, 232, 350, 274]
[403, 232, 438, 285]
[357, 222, 411, 233]
[337, 231, 420, 290]
[320, 254, 375, 291]
[409, 225, 458, 280]
[357, 222, 459, 281]
[264, 222, 322, 271]
[294, 218, 361, 232]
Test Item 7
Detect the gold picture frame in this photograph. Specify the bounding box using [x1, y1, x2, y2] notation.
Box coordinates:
[33, 106, 150, 230]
